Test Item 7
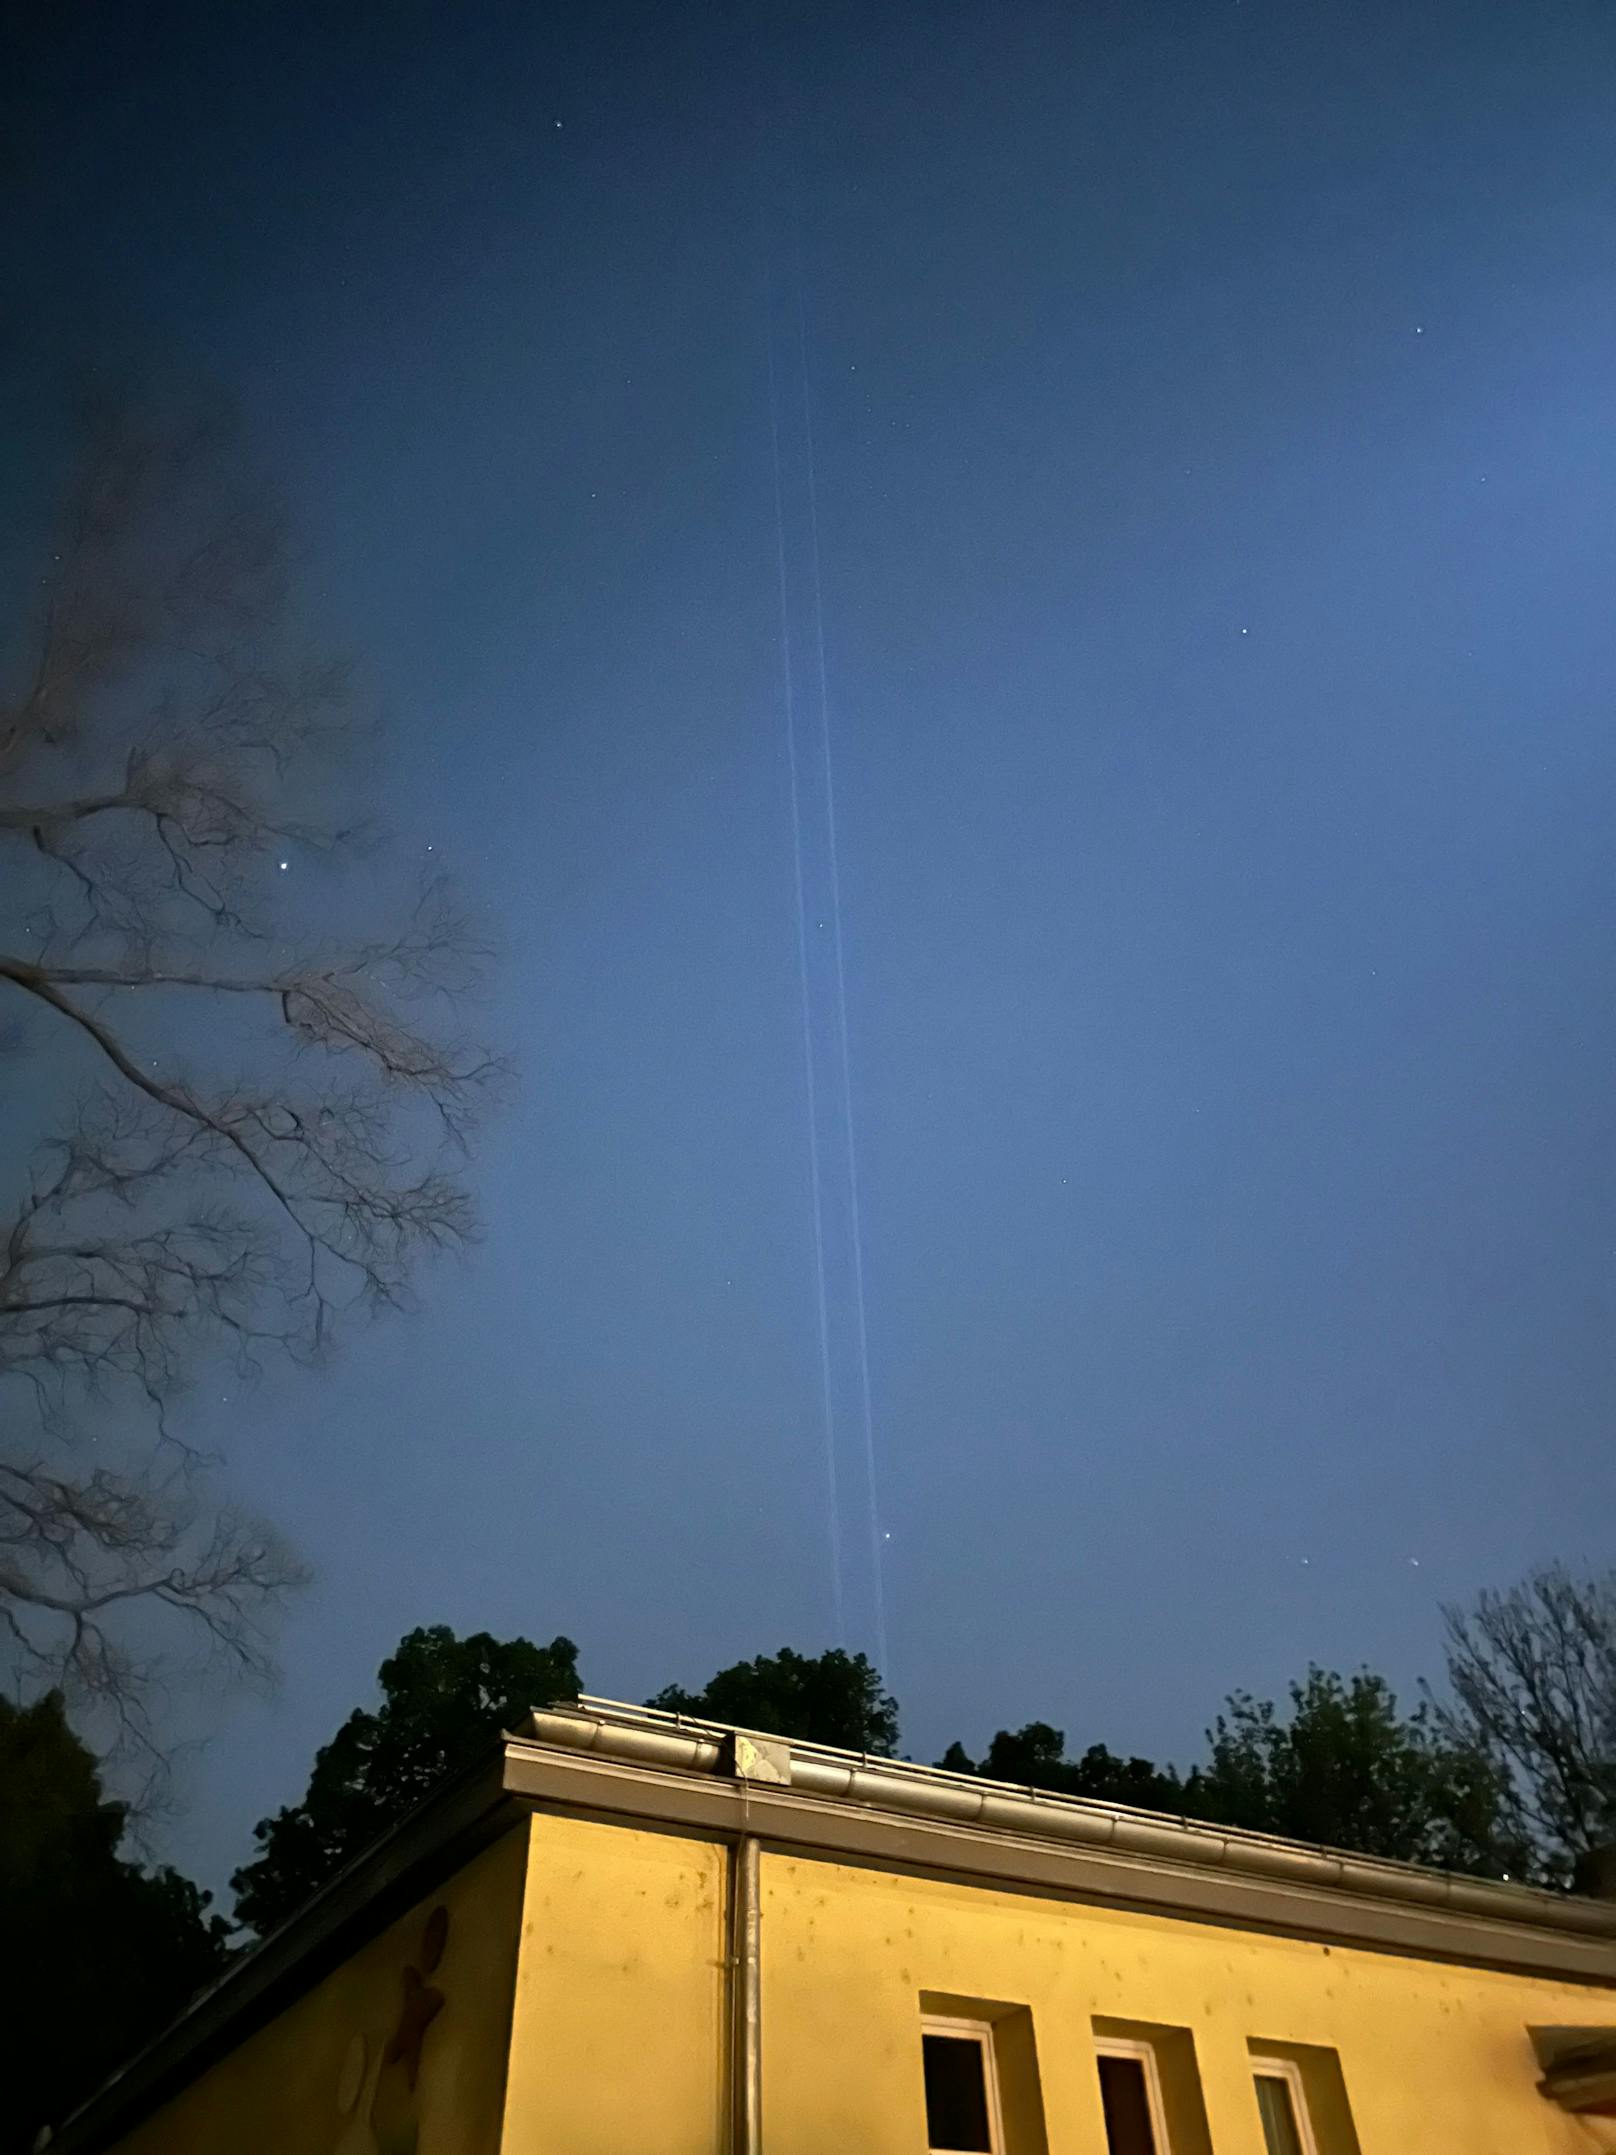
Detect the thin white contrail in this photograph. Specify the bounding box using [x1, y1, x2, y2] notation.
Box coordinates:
[792, 268, 891, 1680]
[763, 236, 846, 1644]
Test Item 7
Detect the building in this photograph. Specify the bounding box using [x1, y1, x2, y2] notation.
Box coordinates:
[58, 1695, 1616, 2155]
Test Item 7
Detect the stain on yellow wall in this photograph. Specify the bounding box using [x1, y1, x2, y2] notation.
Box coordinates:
[757, 1853, 1616, 2155]
[114, 1828, 526, 2155]
[499, 1813, 726, 2155]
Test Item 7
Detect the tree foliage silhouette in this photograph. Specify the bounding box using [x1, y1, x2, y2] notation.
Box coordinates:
[650, 1644, 899, 1755]
[1, 1691, 228, 2154]
[1188, 1666, 1518, 1873]
[230, 1625, 578, 1936]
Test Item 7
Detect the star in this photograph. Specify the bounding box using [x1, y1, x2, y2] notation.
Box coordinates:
[386, 1964, 444, 2091]
[278, 859, 289, 871]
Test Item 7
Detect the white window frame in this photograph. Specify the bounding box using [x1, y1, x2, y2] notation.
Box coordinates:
[921, 2014, 1006, 2155]
[1093, 2034, 1172, 2154]
[1249, 2053, 1320, 2155]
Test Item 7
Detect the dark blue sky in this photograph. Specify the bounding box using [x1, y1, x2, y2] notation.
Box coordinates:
[8, 0, 1616, 1894]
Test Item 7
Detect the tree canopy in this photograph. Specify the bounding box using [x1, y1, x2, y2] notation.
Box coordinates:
[1, 1691, 228, 2155]
[940, 1721, 1184, 1811]
[230, 1625, 578, 1936]
[1187, 1666, 1519, 1874]
[939, 1672, 1519, 1874]
[649, 1645, 900, 1756]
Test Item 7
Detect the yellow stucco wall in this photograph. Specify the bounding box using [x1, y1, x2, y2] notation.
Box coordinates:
[109, 1805, 1616, 2155]
[498, 1812, 727, 2155]
[115, 1827, 526, 2155]
[755, 1852, 1616, 2155]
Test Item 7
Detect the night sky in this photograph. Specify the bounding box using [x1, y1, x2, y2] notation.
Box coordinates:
[8, 0, 1616, 1896]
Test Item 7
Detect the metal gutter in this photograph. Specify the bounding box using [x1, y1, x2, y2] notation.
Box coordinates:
[514, 1697, 1616, 1980]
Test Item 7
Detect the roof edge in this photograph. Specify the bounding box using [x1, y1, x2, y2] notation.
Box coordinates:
[537, 1695, 1616, 1948]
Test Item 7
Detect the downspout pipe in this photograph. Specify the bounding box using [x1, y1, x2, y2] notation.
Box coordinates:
[732, 1834, 762, 2155]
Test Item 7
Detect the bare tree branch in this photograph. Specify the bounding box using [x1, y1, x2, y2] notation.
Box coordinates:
[0, 1450, 306, 1775]
[1433, 1563, 1616, 1879]
[0, 390, 501, 1771]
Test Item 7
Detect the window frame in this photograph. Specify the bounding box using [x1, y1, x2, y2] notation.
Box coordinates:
[1093, 2033, 1172, 2154]
[1249, 2053, 1320, 2155]
[920, 2013, 1006, 2155]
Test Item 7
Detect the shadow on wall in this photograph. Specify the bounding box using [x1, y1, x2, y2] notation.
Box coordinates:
[332, 1906, 450, 2155]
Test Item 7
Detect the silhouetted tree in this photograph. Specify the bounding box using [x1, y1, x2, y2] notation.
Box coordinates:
[1, 1691, 227, 2154]
[228, 1619, 1547, 1962]
[939, 1721, 1183, 1809]
[1436, 1564, 1616, 1882]
[1186, 1667, 1518, 1873]
[230, 1625, 578, 1935]
[650, 1645, 899, 1755]
[1, 391, 502, 1773]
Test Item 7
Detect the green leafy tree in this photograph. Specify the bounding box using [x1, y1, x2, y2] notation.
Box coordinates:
[2, 1692, 228, 2154]
[231, 1625, 579, 1935]
[1184, 1666, 1519, 1873]
[940, 1721, 1183, 1809]
[651, 1646, 899, 1755]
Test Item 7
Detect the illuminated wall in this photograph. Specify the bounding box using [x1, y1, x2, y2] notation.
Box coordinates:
[498, 1812, 728, 2155]
[108, 1808, 1616, 2154]
[754, 1848, 1614, 2153]
[116, 1829, 526, 2155]
[499, 1813, 1615, 2155]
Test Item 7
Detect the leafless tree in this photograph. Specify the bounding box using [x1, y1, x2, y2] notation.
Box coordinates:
[1, 391, 502, 1772]
[1436, 1564, 1616, 1878]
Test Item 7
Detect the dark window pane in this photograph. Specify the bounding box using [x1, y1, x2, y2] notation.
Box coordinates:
[923, 2032, 993, 2152]
[1097, 2053, 1158, 2155]
[1254, 2074, 1306, 2155]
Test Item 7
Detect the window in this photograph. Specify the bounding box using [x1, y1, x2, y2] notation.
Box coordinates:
[1250, 2055, 1318, 2155]
[1094, 2037, 1170, 2155]
[920, 1995, 1046, 2155]
[922, 2016, 1004, 2155]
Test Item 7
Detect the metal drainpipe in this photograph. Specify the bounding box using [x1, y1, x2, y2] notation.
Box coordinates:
[732, 1834, 762, 2155]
